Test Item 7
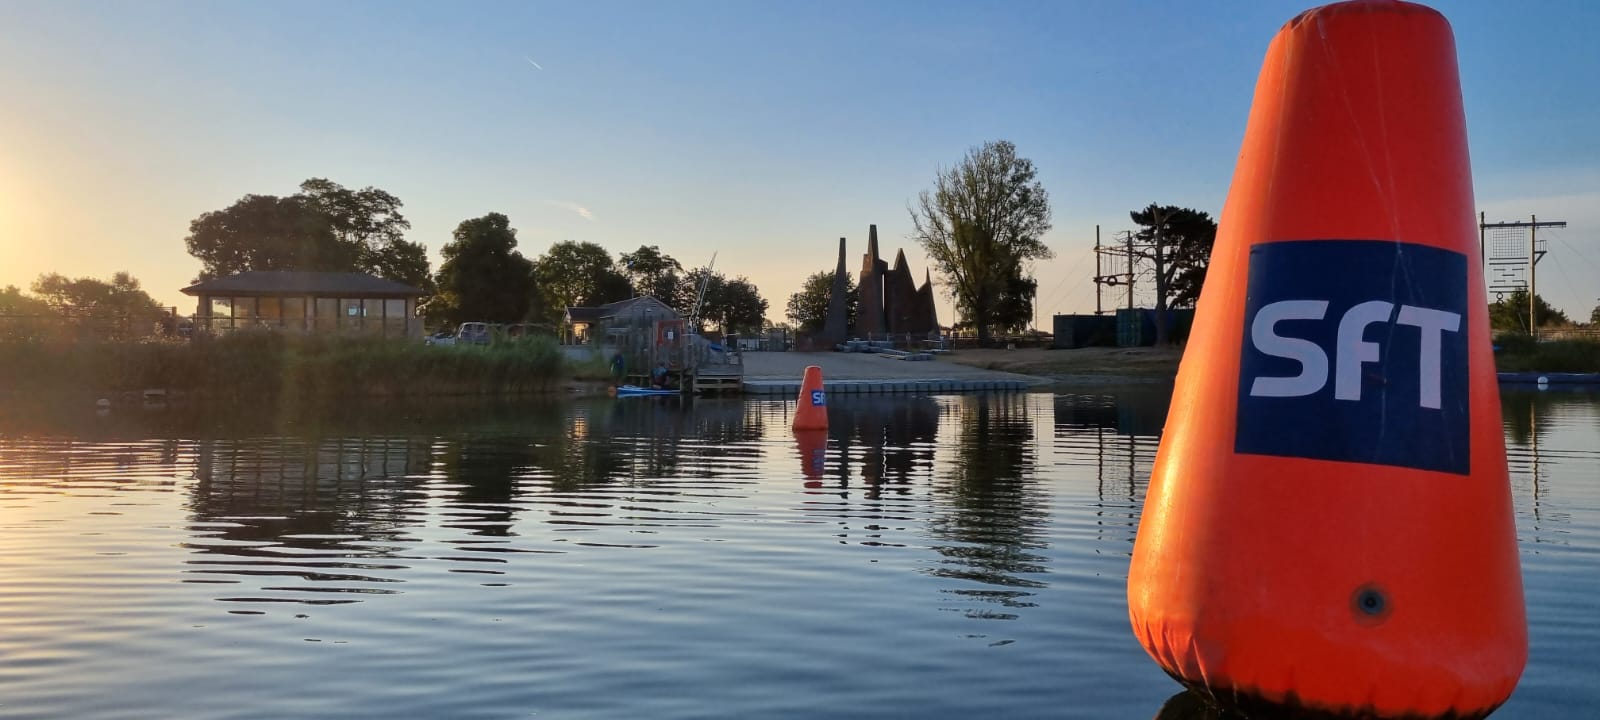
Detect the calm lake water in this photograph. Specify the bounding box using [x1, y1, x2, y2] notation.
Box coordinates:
[0, 387, 1595, 718]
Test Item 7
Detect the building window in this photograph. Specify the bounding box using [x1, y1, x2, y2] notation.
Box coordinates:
[282, 297, 306, 331]
[341, 299, 367, 332]
[209, 297, 233, 332]
[258, 297, 282, 324]
[232, 297, 257, 321]
[315, 298, 339, 332]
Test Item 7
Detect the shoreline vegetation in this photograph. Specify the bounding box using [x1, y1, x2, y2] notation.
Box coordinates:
[0, 334, 1593, 408]
[0, 331, 609, 406]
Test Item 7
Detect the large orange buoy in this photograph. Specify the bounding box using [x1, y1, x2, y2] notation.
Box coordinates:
[792, 365, 829, 431]
[1127, 2, 1526, 718]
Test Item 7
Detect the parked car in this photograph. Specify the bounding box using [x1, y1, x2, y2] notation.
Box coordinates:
[454, 322, 496, 345]
[425, 329, 456, 346]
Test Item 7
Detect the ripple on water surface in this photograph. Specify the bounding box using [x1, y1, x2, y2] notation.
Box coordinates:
[0, 390, 1595, 718]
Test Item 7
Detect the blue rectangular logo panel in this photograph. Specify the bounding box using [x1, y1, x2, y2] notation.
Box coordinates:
[1235, 240, 1470, 475]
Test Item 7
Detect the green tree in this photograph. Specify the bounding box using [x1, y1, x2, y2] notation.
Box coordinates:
[786, 270, 856, 333]
[29, 272, 168, 339]
[1129, 204, 1217, 345]
[1590, 301, 1599, 326]
[956, 270, 1036, 334]
[32, 272, 164, 316]
[0, 285, 51, 315]
[183, 179, 431, 297]
[619, 245, 685, 309]
[909, 140, 1053, 347]
[1489, 290, 1570, 334]
[185, 194, 348, 279]
[534, 241, 632, 321]
[432, 213, 536, 326]
[0, 285, 54, 341]
[298, 178, 433, 295]
[683, 269, 768, 335]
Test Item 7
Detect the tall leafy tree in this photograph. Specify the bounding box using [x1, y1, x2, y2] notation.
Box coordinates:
[786, 269, 856, 333]
[909, 140, 1053, 347]
[619, 245, 685, 309]
[1591, 301, 1600, 326]
[298, 178, 433, 294]
[715, 276, 769, 335]
[534, 241, 631, 320]
[955, 270, 1036, 335]
[683, 269, 767, 335]
[1129, 204, 1217, 345]
[432, 213, 535, 325]
[183, 179, 431, 300]
[184, 194, 348, 279]
[1489, 290, 1569, 334]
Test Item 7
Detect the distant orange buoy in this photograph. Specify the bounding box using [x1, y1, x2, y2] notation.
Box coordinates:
[1127, 2, 1526, 718]
[792, 365, 828, 431]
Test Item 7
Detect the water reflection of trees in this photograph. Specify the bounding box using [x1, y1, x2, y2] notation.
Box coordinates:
[594, 398, 765, 483]
[185, 434, 433, 604]
[182, 396, 773, 602]
[1052, 388, 1168, 551]
[926, 394, 1048, 615]
[800, 395, 941, 496]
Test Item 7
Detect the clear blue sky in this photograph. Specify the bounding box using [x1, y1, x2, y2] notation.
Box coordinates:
[2, 0, 1596, 322]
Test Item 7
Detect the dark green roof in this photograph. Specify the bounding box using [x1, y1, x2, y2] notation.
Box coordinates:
[182, 271, 423, 298]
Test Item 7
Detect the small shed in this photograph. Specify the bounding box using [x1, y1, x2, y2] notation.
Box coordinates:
[182, 271, 425, 338]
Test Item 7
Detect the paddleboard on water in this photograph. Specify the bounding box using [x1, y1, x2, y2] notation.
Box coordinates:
[615, 385, 679, 397]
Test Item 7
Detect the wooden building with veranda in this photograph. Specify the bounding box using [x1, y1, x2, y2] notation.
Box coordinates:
[181, 271, 425, 338]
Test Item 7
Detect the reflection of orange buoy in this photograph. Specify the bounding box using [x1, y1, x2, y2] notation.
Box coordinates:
[792, 365, 828, 431]
[795, 429, 828, 481]
[1127, 2, 1526, 718]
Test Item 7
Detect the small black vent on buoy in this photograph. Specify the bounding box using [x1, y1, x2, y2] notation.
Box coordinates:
[1351, 584, 1391, 625]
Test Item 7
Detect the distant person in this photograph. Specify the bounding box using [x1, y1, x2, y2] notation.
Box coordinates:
[652, 362, 670, 389]
[610, 352, 626, 385]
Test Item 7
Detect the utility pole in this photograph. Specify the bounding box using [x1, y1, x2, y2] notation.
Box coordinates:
[1125, 231, 1134, 312]
[1094, 225, 1101, 316]
[1480, 214, 1563, 336]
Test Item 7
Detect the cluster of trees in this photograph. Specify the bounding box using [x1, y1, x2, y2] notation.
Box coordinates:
[1488, 289, 1594, 334]
[182, 181, 770, 336]
[786, 140, 1218, 346]
[428, 214, 768, 335]
[785, 271, 856, 334]
[185, 178, 432, 292]
[0, 272, 171, 340]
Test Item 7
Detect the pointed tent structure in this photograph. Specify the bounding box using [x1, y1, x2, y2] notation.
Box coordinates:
[845, 224, 940, 341]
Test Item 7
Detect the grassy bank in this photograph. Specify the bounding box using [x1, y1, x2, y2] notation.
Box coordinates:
[0, 331, 580, 403]
[1493, 336, 1600, 373]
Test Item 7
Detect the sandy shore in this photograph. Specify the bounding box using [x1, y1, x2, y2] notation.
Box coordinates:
[942, 347, 1182, 384]
[741, 351, 1046, 383]
[741, 346, 1181, 386]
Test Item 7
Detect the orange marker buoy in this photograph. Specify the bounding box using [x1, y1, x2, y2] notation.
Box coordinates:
[792, 365, 828, 431]
[1127, 2, 1526, 718]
